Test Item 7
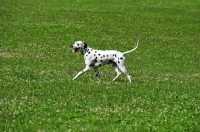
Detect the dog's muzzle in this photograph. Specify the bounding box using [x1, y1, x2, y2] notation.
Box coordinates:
[71, 46, 79, 53]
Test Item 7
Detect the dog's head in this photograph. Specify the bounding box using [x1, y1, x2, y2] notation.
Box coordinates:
[71, 41, 88, 53]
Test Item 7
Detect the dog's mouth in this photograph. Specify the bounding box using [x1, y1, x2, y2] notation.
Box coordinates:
[72, 48, 80, 53]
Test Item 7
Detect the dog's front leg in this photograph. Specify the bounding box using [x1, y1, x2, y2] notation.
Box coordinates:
[94, 67, 101, 81]
[73, 66, 90, 80]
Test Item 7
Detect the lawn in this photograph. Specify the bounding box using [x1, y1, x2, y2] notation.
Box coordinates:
[0, 0, 200, 131]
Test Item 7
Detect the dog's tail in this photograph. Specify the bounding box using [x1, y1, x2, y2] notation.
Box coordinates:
[123, 39, 139, 55]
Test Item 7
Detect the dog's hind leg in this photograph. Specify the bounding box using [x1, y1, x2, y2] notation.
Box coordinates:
[112, 64, 121, 81]
[94, 67, 101, 81]
[73, 66, 90, 80]
[118, 66, 132, 83]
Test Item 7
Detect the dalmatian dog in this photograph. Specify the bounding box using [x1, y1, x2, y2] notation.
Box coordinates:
[71, 40, 139, 83]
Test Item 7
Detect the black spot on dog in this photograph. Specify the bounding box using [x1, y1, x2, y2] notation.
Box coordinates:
[88, 51, 90, 54]
[103, 55, 105, 57]
[98, 54, 101, 56]
[107, 55, 109, 57]
[99, 64, 102, 66]
[101, 60, 103, 62]
[95, 51, 97, 53]
[118, 61, 120, 64]
[90, 58, 98, 67]
[120, 57, 123, 60]
[94, 54, 96, 56]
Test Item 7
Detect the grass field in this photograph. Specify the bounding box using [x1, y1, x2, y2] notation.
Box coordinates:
[1, 0, 200, 131]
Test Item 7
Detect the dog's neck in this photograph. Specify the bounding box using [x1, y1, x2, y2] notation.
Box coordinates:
[80, 47, 91, 55]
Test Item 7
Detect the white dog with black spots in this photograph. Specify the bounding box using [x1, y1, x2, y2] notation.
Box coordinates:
[71, 40, 139, 83]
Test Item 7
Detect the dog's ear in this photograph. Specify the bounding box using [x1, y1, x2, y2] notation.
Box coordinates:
[83, 42, 87, 48]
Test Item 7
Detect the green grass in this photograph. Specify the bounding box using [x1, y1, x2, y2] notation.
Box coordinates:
[1, 0, 200, 131]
